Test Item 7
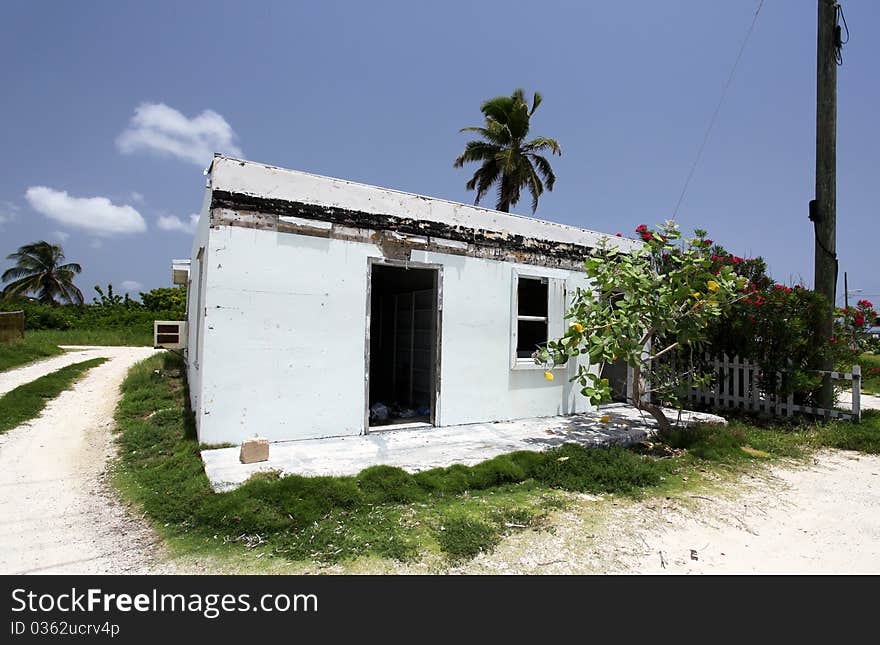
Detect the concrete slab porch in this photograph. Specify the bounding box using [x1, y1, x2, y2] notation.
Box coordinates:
[200, 403, 726, 492]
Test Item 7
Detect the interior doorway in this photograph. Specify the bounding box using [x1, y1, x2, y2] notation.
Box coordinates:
[367, 262, 440, 430]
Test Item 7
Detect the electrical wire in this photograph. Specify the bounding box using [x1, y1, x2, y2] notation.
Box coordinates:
[835, 2, 849, 65]
[671, 0, 764, 220]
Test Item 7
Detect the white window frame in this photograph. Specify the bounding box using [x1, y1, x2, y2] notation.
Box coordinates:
[510, 269, 566, 370]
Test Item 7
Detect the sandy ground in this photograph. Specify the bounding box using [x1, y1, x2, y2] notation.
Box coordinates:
[0, 346, 183, 574]
[439, 450, 880, 575]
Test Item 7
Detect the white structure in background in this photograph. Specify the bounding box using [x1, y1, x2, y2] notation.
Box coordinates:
[174, 155, 639, 445]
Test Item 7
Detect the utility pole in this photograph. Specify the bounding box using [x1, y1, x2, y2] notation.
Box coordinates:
[812, 0, 839, 408]
[844, 271, 849, 310]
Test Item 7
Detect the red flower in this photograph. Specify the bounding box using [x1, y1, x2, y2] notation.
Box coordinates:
[615, 233, 622, 237]
[635, 224, 648, 233]
[704, 239, 713, 245]
[858, 299, 874, 308]
[830, 337, 837, 343]
[854, 313, 865, 326]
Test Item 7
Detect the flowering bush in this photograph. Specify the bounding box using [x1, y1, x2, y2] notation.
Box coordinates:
[834, 299, 877, 359]
[535, 221, 744, 434]
[700, 250, 874, 402]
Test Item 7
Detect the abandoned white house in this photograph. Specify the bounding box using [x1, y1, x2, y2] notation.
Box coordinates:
[173, 155, 639, 445]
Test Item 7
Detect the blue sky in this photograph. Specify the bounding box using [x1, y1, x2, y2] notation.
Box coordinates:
[1, 0, 877, 304]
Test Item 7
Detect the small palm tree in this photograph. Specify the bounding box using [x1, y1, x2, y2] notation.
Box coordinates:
[2, 241, 84, 305]
[454, 89, 561, 213]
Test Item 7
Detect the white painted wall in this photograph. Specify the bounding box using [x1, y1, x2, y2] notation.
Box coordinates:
[190, 224, 597, 444]
[185, 189, 213, 419]
[411, 250, 593, 427]
[193, 225, 383, 444]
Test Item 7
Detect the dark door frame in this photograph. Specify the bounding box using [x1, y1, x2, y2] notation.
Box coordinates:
[364, 257, 443, 433]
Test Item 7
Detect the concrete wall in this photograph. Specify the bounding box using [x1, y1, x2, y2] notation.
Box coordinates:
[185, 189, 213, 420]
[411, 250, 592, 427]
[193, 224, 383, 444]
[190, 221, 596, 444]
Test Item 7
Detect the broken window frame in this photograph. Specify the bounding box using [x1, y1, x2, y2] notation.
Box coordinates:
[510, 270, 565, 370]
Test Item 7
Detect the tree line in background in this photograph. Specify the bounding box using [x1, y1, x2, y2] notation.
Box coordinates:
[1, 240, 185, 334]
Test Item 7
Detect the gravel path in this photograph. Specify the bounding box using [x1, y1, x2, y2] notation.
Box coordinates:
[0, 346, 182, 574]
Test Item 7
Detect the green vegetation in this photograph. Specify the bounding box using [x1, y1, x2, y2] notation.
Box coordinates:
[0, 357, 107, 433]
[0, 333, 65, 372]
[0, 328, 152, 373]
[454, 88, 561, 213]
[114, 353, 880, 570]
[1, 239, 185, 352]
[860, 352, 880, 395]
[538, 221, 743, 434]
[2, 241, 84, 305]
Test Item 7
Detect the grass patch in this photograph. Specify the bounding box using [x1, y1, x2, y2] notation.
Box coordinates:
[435, 516, 500, 561]
[860, 353, 880, 395]
[0, 328, 152, 374]
[29, 328, 153, 347]
[112, 353, 880, 569]
[112, 354, 682, 566]
[816, 410, 880, 453]
[0, 357, 108, 433]
[0, 334, 65, 372]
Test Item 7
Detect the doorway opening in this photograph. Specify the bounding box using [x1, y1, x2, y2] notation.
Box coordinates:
[367, 263, 439, 431]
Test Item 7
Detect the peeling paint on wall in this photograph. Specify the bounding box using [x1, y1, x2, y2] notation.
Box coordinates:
[210, 191, 598, 269]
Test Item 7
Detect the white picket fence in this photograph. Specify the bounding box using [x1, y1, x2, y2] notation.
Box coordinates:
[673, 353, 861, 421]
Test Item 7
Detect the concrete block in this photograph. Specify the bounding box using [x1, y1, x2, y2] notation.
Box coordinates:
[239, 437, 269, 464]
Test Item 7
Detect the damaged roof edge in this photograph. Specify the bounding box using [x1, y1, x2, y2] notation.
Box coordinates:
[207, 154, 642, 253]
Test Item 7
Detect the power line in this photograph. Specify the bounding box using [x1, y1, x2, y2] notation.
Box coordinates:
[671, 0, 765, 220]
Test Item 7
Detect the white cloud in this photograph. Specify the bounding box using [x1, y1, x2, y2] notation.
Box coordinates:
[49, 230, 70, 243]
[25, 187, 146, 236]
[130, 191, 145, 203]
[0, 201, 19, 229]
[157, 213, 199, 234]
[116, 102, 243, 166]
[121, 280, 143, 292]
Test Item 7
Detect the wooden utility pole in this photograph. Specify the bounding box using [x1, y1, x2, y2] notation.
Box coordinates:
[813, 0, 838, 408]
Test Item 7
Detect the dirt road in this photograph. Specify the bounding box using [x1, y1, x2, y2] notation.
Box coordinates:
[0, 347, 180, 574]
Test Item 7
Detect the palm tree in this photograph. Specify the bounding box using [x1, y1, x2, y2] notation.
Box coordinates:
[2, 241, 84, 305]
[454, 89, 561, 213]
